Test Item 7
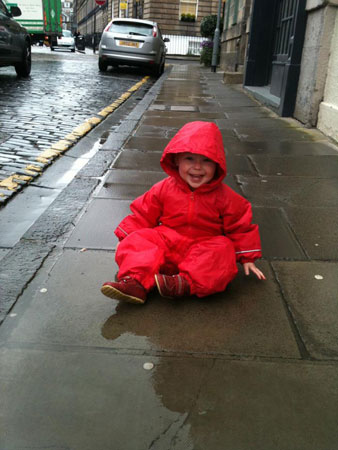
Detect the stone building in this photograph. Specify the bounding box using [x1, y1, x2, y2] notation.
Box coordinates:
[74, 0, 219, 43]
[220, 0, 250, 77]
[294, 0, 338, 141]
[112, 0, 219, 35]
[220, 0, 338, 142]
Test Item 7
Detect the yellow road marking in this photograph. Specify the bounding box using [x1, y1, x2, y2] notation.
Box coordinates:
[0, 75, 149, 196]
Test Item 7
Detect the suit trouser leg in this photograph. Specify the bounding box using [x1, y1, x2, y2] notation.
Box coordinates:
[116, 228, 168, 290]
[178, 236, 238, 297]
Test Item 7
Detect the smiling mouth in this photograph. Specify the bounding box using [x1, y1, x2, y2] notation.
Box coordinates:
[189, 174, 204, 182]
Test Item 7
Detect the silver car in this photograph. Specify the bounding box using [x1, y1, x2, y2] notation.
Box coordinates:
[0, 0, 31, 76]
[98, 18, 169, 76]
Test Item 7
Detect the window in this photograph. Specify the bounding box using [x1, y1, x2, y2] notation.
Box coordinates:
[0, 0, 9, 15]
[107, 20, 153, 36]
[180, 0, 198, 18]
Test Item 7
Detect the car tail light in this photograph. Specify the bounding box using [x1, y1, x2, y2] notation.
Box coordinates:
[152, 27, 157, 37]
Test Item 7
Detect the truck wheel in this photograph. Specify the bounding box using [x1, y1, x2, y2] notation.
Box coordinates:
[15, 41, 31, 77]
[98, 58, 108, 72]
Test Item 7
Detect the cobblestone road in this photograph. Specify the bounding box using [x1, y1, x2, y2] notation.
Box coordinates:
[0, 47, 150, 204]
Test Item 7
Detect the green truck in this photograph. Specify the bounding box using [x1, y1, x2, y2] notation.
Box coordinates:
[4, 0, 62, 44]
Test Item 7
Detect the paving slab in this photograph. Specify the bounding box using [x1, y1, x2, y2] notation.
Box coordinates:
[235, 127, 324, 142]
[216, 117, 292, 129]
[272, 261, 338, 359]
[223, 106, 276, 118]
[251, 155, 338, 178]
[94, 182, 151, 200]
[170, 105, 197, 111]
[100, 168, 167, 187]
[0, 347, 197, 450]
[113, 149, 162, 171]
[1, 346, 336, 450]
[124, 136, 170, 151]
[223, 175, 243, 194]
[142, 117, 216, 127]
[198, 103, 225, 113]
[191, 358, 338, 450]
[224, 140, 338, 156]
[0, 250, 300, 358]
[144, 110, 225, 119]
[215, 97, 258, 107]
[154, 98, 216, 106]
[226, 155, 257, 176]
[65, 199, 130, 249]
[252, 207, 306, 260]
[134, 124, 178, 138]
[237, 176, 338, 207]
[283, 207, 338, 260]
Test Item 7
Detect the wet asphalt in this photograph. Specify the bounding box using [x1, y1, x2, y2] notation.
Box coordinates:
[0, 63, 338, 449]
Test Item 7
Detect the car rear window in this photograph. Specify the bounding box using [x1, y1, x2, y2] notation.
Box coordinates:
[108, 21, 153, 36]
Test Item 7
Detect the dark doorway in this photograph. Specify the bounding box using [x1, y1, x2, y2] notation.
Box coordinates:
[244, 0, 307, 116]
[270, 0, 298, 97]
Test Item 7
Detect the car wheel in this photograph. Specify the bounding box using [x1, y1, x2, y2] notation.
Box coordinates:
[51, 46, 54, 51]
[71, 48, 75, 52]
[153, 58, 165, 77]
[98, 58, 108, 72]
[15, 41, 31, 77]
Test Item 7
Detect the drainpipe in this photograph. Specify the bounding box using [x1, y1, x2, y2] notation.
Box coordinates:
[211, 0, 223, 72]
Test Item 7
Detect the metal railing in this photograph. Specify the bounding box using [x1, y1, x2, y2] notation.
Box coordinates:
[163, 34, 204, 56]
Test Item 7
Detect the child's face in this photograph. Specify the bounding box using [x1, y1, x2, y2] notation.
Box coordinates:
[175, 152, 217, 190]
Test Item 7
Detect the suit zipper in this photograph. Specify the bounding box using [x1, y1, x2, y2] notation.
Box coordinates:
[187, 192, 194, 228]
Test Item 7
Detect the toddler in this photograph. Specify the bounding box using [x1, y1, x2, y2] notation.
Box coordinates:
[101, 121, 265, 304]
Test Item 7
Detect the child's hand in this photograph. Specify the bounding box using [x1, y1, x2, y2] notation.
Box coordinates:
[243, 262, 266, 280]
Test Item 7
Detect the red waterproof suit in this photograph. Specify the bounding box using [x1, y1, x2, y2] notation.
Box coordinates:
[114, 121, 262, 297]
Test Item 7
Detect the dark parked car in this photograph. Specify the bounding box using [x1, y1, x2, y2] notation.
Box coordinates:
[98, 18, 169, 76]
[0, 0, 31, 76]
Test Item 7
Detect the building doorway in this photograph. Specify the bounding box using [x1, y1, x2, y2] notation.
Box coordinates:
[244, 0, 307, 116]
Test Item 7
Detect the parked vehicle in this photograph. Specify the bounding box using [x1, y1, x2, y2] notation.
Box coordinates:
[0, 0, 31, 76]
[51, 29, 75, 51]
[98, 18, 169, 76]
[4, 0, 62, 46]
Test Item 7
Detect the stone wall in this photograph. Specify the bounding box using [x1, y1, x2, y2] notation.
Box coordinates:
[317, 8, 338, 141]
[142, 0, 219, 36]
[220, 0, 251, 73]
[294, 1, 338, 128]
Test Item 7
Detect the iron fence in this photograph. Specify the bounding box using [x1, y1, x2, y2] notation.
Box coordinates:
[163, 35, 204, 56]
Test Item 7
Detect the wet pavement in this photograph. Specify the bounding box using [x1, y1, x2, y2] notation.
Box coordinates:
[0, 47, 151, 204]
[1, 64, 338, 449]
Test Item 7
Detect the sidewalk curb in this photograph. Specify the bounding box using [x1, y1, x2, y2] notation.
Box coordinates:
[0, 67, 172, 325]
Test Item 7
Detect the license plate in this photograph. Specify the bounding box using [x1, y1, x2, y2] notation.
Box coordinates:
[119, 40, 139, 48]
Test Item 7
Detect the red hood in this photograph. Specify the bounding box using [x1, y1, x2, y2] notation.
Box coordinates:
[160, 121, 226, 190]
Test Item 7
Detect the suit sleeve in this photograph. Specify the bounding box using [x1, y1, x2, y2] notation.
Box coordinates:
[114, 180, 164, 241]
[222, 187, 262, 264]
